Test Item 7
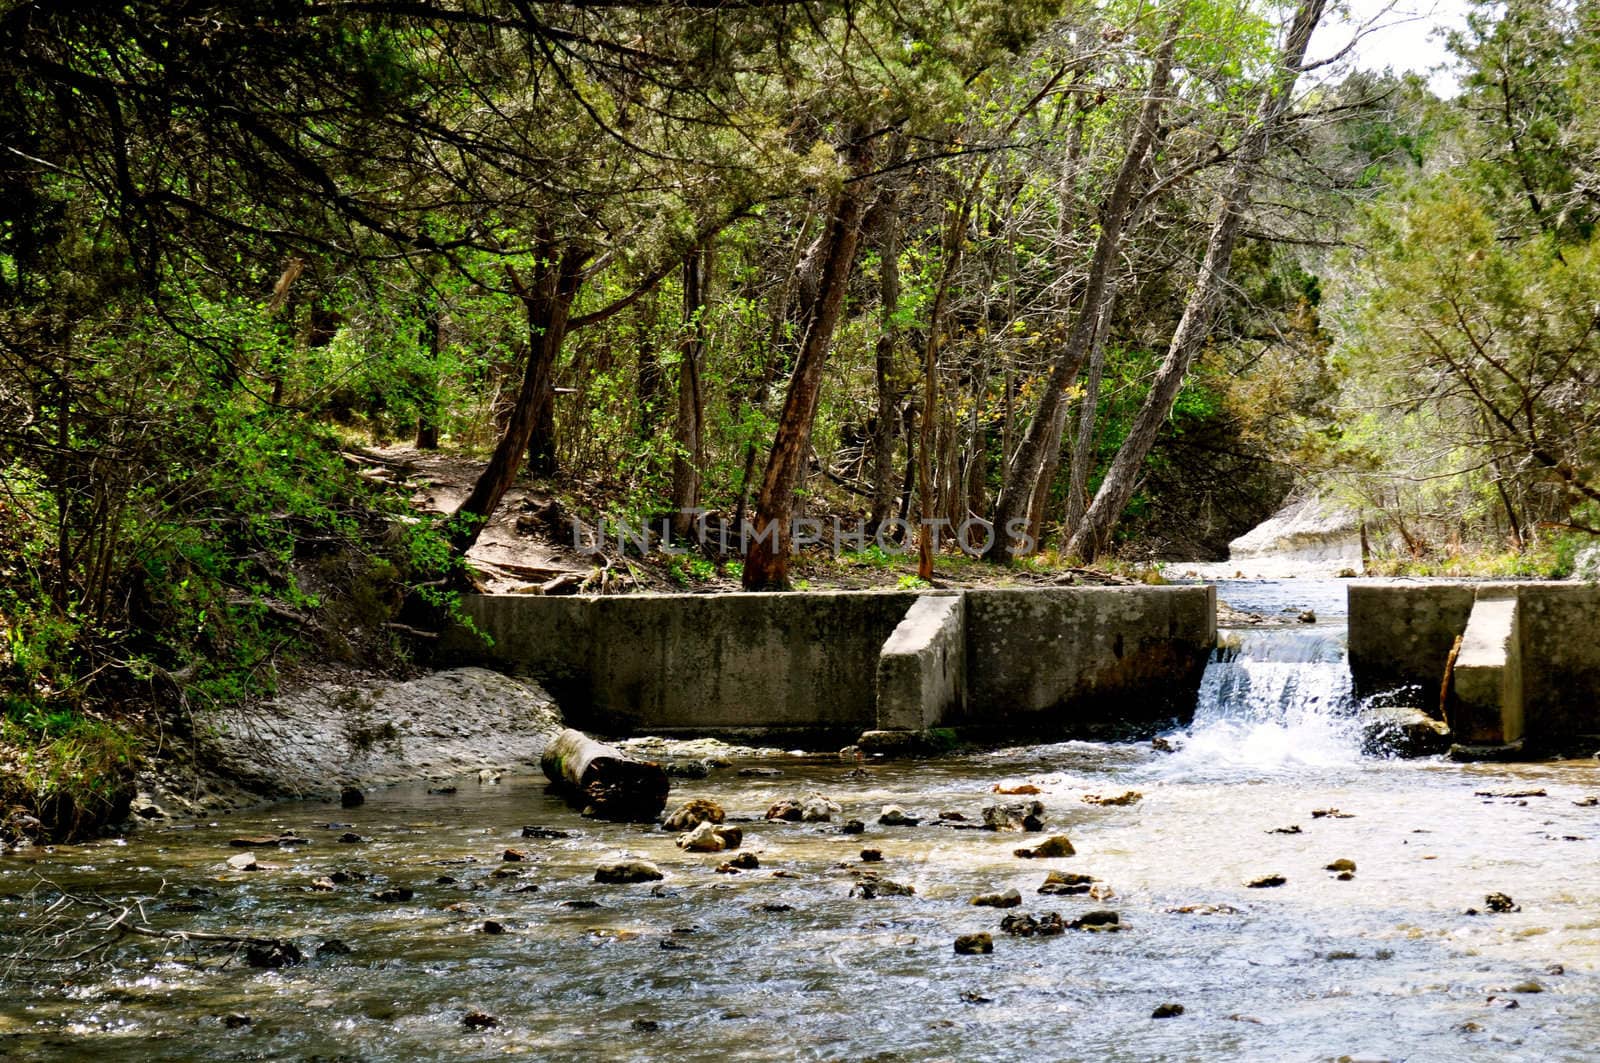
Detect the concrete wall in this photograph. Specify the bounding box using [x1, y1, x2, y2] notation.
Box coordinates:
[447, 585, 1216, 740]
[1346, 582, 1474, 698]
[1348, 581, 1600, 749]
[962, 585, 1216, 732]
[1515, 584, 1600, 742]
[875, 593, 965, 731]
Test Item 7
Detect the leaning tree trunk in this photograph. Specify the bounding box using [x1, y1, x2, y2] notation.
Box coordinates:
[742, 172, 869, 590]
[540, 728, 669, 822]
[451, 243, 588, 553]
[985, 16, 1182, 562]
[670, 244, 712, 538]
[1066, 0, 1328, 562]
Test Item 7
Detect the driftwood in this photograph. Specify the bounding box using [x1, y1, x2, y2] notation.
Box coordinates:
[540, 728, 668, 822]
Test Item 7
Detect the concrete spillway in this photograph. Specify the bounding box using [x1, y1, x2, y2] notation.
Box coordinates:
[444, 585, 1217, 743]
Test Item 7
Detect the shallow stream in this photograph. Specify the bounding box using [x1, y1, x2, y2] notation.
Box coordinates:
[3, 581, 1599, 1062]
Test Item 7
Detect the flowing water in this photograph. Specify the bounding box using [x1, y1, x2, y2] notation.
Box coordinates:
[4, 582, 1600, 1062]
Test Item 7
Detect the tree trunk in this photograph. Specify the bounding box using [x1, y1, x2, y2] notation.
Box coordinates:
[1067, 0, 1328, 562]
[671, 244, 712, 538]
[870, 177, 903, 528]
[1064, 287, 1119, 537]
[540, 728, 669, 822]
[742, 172, 869, 590]
[451, 244, 587, 553]
[415, 277, 442, 450]
[986, 16, 1182, 562]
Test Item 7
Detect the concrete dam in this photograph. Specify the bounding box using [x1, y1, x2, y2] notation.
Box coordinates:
[445, 586, 1217, 743]
[446, 581, 1600, 756]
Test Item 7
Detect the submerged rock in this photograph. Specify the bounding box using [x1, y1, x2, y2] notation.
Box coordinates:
[1000, 911, 1065, 937]
[1361, 706, 1451, 758]
[878, 804, 920, 826]
[1014, 836, 1075, 859]
[954, 933, 993, 955]
[663, 798, 725, 832]
[677, 821, 742, 853]
[244, 940, 303, 969]
[970, 888, 1022, 909]
[1069, 910, 1120, 931]
[1484, 892, 1519, 913]
[717, 852, 759, 872]
[1246, 874, 1287, 889]
[595, 861, 664, 884]
[851, 877, 915, 899]
[663, 760, 712, 780]
[462, 1011, 499, 1030]
[339, 786, 365, 808]
[766, 792, 840, 823]
[860, 849, 883, 862]
[1038, 870, 1094, 895]
[225, 853, 259, 872]
[982, 800, 1045, 832]
[372, 887, 414, 902]
[1082, 791, 1142, 807]
[1325, 858, 1357, 873]
[841, 819, 866, 835]
[1151, 1003, 1185, 1019]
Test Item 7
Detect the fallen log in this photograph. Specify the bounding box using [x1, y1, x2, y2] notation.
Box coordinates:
[540, 729, 669, 822]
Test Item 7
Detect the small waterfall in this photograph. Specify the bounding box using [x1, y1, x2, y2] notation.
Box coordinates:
[1158, 626, 1365, 774]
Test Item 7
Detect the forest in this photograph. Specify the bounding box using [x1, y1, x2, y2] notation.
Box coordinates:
[1, 0, 1598, 832]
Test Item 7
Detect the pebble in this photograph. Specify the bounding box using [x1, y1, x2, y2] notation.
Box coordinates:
[1000, 911, 1064, 936]
[1326, 858, 1357, 873]
[1246, 874, 1287, 888]
[502, 849, 528, 862]
[1151, 1003, 1185, 1019]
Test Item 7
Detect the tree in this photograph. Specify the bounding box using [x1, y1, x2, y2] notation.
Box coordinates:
[1066, 0, 1329, 561]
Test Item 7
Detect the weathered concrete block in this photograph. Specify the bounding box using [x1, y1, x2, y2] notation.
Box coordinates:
[1347, 582, 1475, 699]
[1513, 583, 1600, 744]
[961, 585, 1215, 733]
[875, 593, 965, 731]
[1447, 593, 1523, 747]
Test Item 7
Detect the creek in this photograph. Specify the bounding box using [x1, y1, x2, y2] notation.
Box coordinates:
[2, 581, 1598, 1062]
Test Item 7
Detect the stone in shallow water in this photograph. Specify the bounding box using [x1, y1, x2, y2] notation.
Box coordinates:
[982, 800, 1045, 832]
[1151, 1003, 1185, 1019]
[595, 860, 663, 884]
[1484, 891, 1519, 913]
[851, 877, 914, 899]
[878, 804, 919, 826]
[970, 888, 1021, 909]
[1246, 874, 1286, 889]
[1325, 858, 1356, 873]
[954, 933, 993, 955]
[462, 1011, 499, 1030]
[1069, 910, 1120, 931]
[663, 798, 724, 832]
[1014, 835, 1075, 859]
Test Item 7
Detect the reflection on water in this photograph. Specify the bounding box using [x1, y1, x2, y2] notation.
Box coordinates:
[3, 622, 1600, 1061]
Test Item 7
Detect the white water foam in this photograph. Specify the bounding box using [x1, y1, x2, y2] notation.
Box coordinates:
[1155, 627, 1364, 777]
